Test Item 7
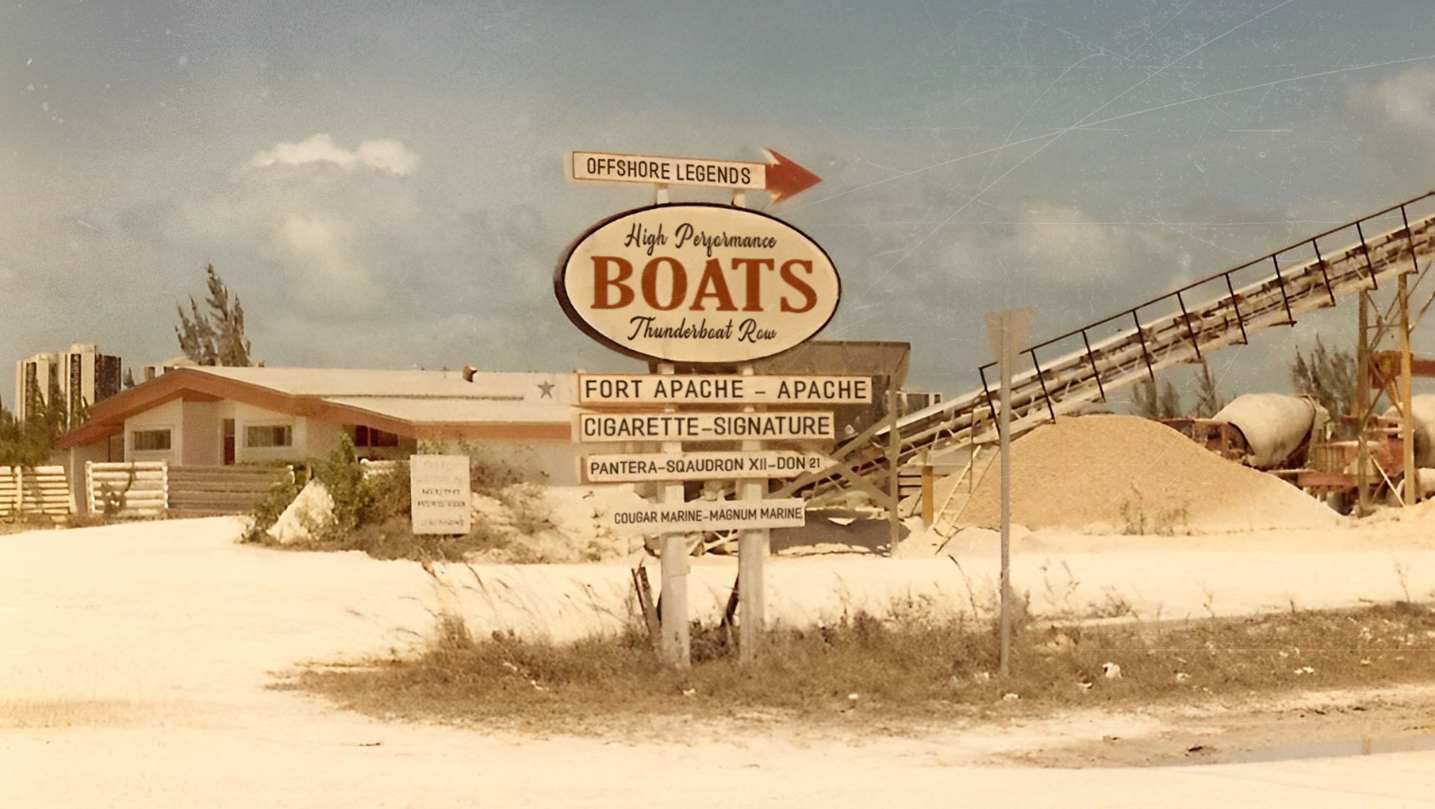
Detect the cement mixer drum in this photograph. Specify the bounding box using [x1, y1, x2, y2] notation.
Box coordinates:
[1213, 394, 1328, 469]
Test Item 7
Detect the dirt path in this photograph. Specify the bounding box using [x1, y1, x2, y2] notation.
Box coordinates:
[3, 519, 1435, 807]
[1005, 685, 1435, 768]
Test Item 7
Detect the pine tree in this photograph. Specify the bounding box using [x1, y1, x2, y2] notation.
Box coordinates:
[1191, 359, 1225, 418]
[1291, 337, 1355, 436]
[1132, 376, 1184, 420]
[175, 264, 253, 366]
[123, 369, 137, 389]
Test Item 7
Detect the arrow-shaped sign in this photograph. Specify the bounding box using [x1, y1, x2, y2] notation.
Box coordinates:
[570, 149, 821, 203]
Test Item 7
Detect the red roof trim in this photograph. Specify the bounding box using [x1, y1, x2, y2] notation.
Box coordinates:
[54, 368, 570, 449]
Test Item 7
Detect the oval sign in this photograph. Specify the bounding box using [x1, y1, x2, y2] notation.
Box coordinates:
[556, 203, 840, 364]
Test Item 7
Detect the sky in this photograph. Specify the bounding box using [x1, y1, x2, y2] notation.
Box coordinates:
[3, 0, 1435, 408]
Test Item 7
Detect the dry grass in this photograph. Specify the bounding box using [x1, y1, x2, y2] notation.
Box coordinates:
[289, 601, 1435, 733]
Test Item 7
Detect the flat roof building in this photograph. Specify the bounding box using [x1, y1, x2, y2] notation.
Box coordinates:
[54, 366, 582, 512]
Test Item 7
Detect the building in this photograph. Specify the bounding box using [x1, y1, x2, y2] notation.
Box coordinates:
[14, 344, 123, 424]
[14, 352, 58, 421]
[54, 366, 582, 512]
[142, 355, 197, 382]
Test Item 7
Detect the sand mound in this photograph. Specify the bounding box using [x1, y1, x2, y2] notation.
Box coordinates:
[469, 484, 650, 563]
[955, 415, 1341, 533]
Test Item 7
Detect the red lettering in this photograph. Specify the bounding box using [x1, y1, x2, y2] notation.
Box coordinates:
[591, 256, 634, 309]
[732, 258, 774, 311]
[689, 258, 737, 311]
[641, 257, 687, 311]
[779, 259, 817, 313]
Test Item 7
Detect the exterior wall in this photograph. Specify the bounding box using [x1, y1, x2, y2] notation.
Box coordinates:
[229, 402, 307, 465]
[124, 398, 184, 464]
[304, 420, 346, 461]
[440, 439, 581, 486]
[66, 442, 112, 516]
[181, 401, 222, 466]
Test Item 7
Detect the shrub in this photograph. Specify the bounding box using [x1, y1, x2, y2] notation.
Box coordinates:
[243, 474, 302, 542]
[310, 434, 411, 541]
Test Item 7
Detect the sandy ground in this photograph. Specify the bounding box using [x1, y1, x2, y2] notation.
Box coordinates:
[3, 518, 1435, 807]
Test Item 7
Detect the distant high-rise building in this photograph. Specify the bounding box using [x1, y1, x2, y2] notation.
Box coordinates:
[14, 344, 123, 426]
[142, 355, 197, 382]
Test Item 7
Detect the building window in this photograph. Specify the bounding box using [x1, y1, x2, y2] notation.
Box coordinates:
[246, 425, 293, 448]
[352, 425, 401, 448]
[132, 429, 172, 452]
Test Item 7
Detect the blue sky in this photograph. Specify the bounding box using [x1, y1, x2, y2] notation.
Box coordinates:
[3, 0, 1434, 405]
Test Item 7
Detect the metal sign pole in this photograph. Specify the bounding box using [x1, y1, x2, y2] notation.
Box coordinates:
[997, 321, 1013, 678]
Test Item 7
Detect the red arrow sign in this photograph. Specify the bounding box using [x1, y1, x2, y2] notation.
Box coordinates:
[763, 149, 822, 203]
[570, 149, 823, 203]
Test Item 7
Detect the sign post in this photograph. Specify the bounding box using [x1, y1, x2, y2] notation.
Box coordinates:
[985, 308, 1033, 678]
[656, 362, 690, 667]
[558, 150, 837, 668]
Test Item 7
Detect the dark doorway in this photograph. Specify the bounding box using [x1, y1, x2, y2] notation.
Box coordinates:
[222, 419, 236, 465]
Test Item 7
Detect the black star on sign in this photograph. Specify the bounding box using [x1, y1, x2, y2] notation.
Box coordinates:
[537, 380, 556, 398]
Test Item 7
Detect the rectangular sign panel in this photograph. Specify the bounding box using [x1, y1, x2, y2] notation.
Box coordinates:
[577, 374, 872, 405]
[610, 498, 806, 534]
[409, 455, 472, 535]
[575, 411, 834, 443]
[571, 151, 765, 190]
[583, 451, 830, 483]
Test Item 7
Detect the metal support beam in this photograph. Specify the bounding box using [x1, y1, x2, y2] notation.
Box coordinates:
[1223, 272, 1249, 345]
[1356, 220, 1380, 289]
[1080, 329, 1106, 401]
[1311, 239, 1337, 307]
[1271, 255, 1295, 324]
[1030, 350, 1055, 422]
[1176, 290, 1203, 360]
[1132, 310, 1156, 384]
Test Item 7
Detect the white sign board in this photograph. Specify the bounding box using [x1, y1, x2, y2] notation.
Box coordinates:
[409, 455, 472, 535]
[583, 451, 830, 483]
[555, 204, 840, 364]
[984, 308, 1034, 360]
[572, 151, 766, 191]
[578, 373, 871, 405]
[575, 411, 835, 443]
[610, 498, 807, 534]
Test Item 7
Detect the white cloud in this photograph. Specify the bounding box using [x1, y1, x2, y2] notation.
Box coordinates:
[1350, 67, 1435, 136]
[249, 133, 420, 176]
[938, 200, 1183, 286]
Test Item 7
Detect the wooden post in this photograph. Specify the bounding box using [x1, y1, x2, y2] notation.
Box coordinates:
[886, 388, 901, 555]
[656, 361, 690, 667]
[1356, 293, 1371, 516]
[920, 448, 935, 525]
[737, 363, 767, 663]
[1399, 275, 1418, 504]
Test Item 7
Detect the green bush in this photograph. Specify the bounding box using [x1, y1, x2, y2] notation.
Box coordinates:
[310, 434, 411, 541]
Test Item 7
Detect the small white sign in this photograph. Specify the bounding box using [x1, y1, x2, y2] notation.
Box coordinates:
[571, 151, 766, 190]
[409, 455, 472, 535]
[578, 373, 872, 405]
[984, 308, 1034, 360]
[575, 411, 835, 443]
[583, 451, 830, 483]
[610, 498, 807, 534]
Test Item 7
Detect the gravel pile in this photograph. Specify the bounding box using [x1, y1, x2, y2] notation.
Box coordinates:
[956, 414, 1341, 533]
